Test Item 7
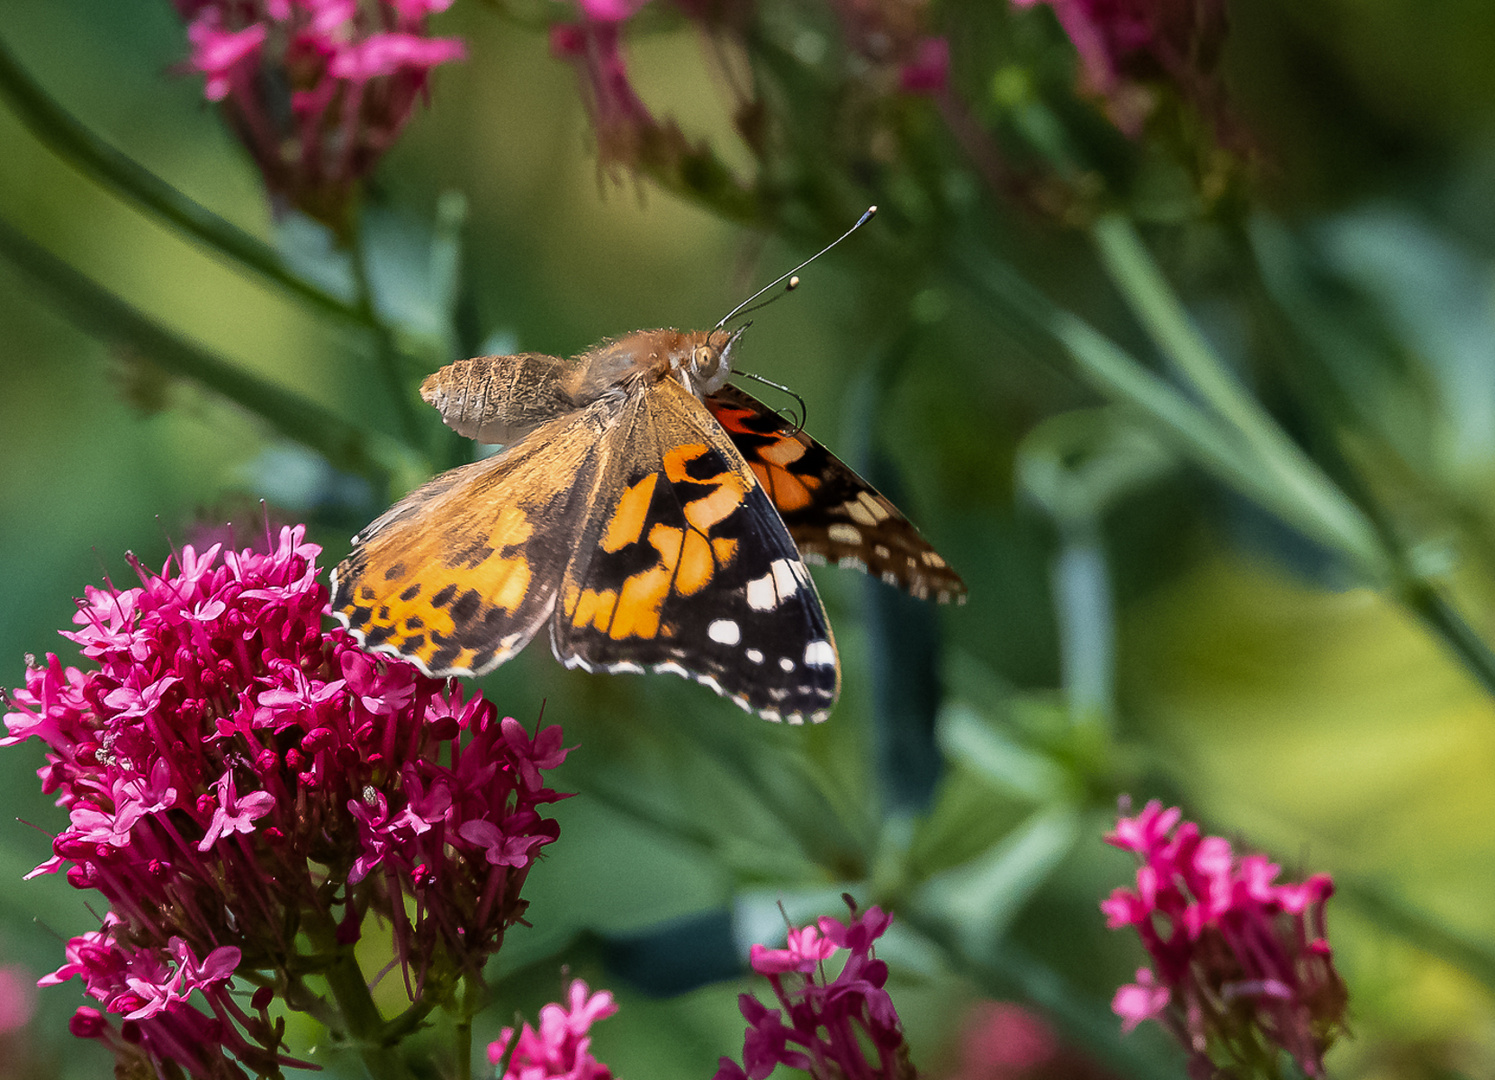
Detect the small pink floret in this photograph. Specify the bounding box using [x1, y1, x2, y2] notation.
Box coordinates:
[1112, 968, 1169, 1033]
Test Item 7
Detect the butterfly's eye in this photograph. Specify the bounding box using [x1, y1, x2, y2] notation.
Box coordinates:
[691, 344, 729, 393]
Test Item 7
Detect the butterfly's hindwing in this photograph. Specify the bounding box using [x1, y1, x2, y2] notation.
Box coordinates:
[706, 384, 966, 604]
[331, 402, 613, 676]
[552, 379, 839, 723]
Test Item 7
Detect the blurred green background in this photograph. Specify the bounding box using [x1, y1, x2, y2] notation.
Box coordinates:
[5, 0, 1495, 1077]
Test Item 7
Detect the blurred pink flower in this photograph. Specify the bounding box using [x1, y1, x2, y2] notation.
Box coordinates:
[175, 0, 465, 232]
[6, 525, 569, 1078]
[1011, 0, 1229, 136]
[549, 6, 692, 180]
[942, 1000, 1120, 1080]
[487, 979, 618, 1080]
[900, 36, 950, 95]
[1101, 800, 1348, 1078]
[0, 966, 36, 1036]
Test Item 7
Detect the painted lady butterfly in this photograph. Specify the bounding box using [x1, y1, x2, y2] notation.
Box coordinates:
[331, 227, 965, 723]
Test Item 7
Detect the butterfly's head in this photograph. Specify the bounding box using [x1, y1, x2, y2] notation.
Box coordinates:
[678, 325, 746, 397]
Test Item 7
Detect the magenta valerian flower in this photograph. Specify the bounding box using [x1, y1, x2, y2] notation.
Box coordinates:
[1101, 800, 1349, 1079]
[944, 999, 1120, 1080]
[4, 525, 570, 1079]
[1010, 0, 1229, 137]
[716, 901, 917, 1080]
[548, 1, 700, 182]
[487, 978, 618, 1080]
[175, 0, 465, 233]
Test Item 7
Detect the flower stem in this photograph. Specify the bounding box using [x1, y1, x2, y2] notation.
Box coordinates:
[322, 946, 413, 1080]
[452, 973, 478, 1080]
[1340, 877, 1495, 996]
[1088, 213, 1386, 577]
[0, 33, 359, 324]
[1397, 576, 1495, 699]
[957, 242, 1381, 570]
[1093, 213, 1495, 698]
[0, 215, 413, 483]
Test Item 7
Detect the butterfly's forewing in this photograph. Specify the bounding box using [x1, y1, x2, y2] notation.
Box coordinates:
[706, 384, 967, 604]
[330, 400, 612, 676]
[552, 377, 839, 724]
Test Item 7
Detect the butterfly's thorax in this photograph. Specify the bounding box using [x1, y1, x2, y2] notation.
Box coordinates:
[572, 329, 734, 403]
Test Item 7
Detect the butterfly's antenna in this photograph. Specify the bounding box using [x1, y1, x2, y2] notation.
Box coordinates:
[739, 370, 808, 435]
[729, 277, 799, 324]
[714, 206, 877, 332]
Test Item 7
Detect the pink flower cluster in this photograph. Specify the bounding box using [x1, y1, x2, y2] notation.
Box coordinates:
[4, 526, 569, 1078]
[1011, 0, 1228, 136]
[487, 979, 618, 1080]
[176, 0, 465, 230]
[716, 904, 915, 1080]
[1101, 801, 1348, 1078]
[548, 0, 947, 179]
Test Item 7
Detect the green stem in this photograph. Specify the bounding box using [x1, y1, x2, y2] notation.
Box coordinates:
[0, 34, 359, 323]
[1088, 213, 1385, 576]
[0, 216, 410, 483]
[1339, 878, 1495, 997]
[1241, 216, 1495, 699]
[1398, 577, 1495, 699]
[321, 946, 412, 1080]
[953, 244, 1387, 574]
[452, 973, 477, 1080]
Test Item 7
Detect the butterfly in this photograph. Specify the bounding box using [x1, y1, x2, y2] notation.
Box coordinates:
[329, 325, 965, 724]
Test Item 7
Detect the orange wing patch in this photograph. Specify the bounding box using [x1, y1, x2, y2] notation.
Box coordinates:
[548, 382, 840, 723]
[563, 442, 746, 641]
[331, 403, 610, 677]
[602, 473, 658, 552]
[705, 384, 966, 604]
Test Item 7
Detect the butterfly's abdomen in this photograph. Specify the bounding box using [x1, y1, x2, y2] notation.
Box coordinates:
[421, 354, 575, 446]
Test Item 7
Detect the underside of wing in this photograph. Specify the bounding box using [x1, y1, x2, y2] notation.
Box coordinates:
[331, 403, 610, 677]
[551, 378, 840, 724]
[707, 383, 967, 604]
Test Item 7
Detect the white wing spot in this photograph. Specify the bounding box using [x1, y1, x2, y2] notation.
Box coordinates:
[874, 544, 891, 559]
[708, 619, 741, 645]
[746, 648, 764, 664]
[804, 640, 836, 667]
[922, 550, 947, 568]
[771, 559, 800, 597]
[845, 500, 878, 526]
[828, 523, 862, 545]
[779, 657, 795, 672]
[746, 572, 777, 611]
